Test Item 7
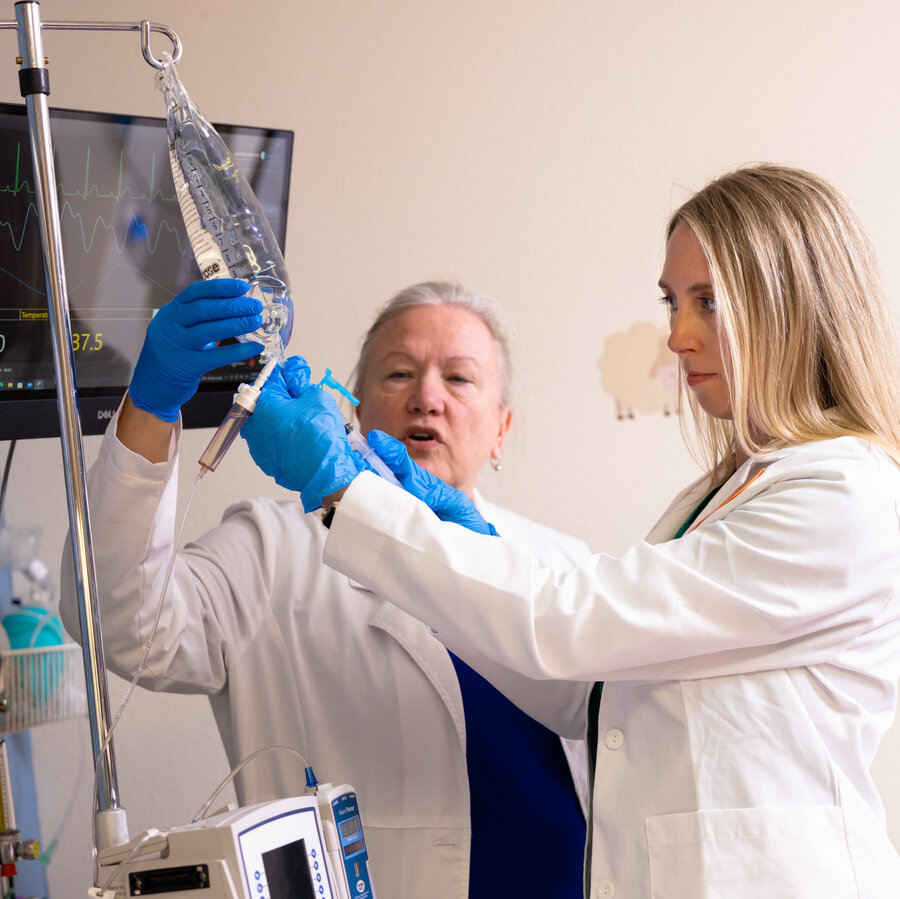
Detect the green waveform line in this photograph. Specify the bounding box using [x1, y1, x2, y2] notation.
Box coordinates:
[0, 141, 177, 203]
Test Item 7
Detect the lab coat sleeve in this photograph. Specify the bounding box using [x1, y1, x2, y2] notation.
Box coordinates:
[58, 414, 284, 693]
[323, 449, 900, 683]
[454, 497, 594, 739]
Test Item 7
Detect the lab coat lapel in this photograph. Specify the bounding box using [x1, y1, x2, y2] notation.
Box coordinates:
[645, 476, 717, 543]
[646, 460, 771, 543]
[348, 578, 468, 745]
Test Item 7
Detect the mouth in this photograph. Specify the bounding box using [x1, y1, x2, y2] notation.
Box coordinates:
[685, 371, 715, 387]
[404, 427, 442, 447]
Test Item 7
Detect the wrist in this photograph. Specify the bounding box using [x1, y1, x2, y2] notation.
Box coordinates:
[117, 395, 178, 463]
[320, 486, 350, 528]
[321, 501, 339, 529]
[127, 384, 181, 423]
[322, 486, 349, 510]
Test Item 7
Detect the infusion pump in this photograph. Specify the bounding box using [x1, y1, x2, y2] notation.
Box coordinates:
[96, 787, 376, 899]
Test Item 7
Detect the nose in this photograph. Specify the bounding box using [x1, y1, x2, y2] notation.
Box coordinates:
[407, 370, 446, 415]
[666, 305, 702, 356]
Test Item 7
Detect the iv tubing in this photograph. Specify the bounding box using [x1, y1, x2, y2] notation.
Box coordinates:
[192, 745, 310, 823]
[98, 827, 172, 893]
[99, 746, 311, 885]
[90, 467, 204, 886]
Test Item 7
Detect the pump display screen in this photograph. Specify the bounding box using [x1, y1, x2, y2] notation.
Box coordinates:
[238, 805, 333, 899]
[263, 838, 316, 899]
[339, 816, 366, 858]
[0, 101, 293, 438]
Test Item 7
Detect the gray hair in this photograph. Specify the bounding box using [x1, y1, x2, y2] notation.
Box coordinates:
[351, 280, 514, 408]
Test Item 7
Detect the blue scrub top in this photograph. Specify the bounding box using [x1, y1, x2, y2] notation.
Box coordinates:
[451, 652, 586, 899]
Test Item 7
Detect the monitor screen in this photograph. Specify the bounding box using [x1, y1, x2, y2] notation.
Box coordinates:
[0, 102, 293, 439]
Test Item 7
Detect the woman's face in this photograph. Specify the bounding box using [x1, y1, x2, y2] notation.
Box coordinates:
[357, 304, 512, 497]
[659, 221, 733, 420]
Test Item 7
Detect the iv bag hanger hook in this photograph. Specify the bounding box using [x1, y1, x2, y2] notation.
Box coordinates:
[0, 16, 182, 69]
[140, 20, 181, 68]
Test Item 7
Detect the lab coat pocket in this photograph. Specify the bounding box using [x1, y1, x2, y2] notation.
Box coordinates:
[645, 805, 855, 899]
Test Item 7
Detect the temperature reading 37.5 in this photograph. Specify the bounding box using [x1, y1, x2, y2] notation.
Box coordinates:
[71, 332, 103, 352]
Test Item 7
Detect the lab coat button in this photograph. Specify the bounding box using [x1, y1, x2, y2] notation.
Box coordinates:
[595, 879, 616, 897]
[604, 728, 625, 750]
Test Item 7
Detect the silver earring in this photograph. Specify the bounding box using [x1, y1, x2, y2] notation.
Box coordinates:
[490, 453, 502, 472]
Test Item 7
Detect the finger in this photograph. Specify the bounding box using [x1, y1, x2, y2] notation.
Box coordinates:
[199, 340, 266, 370]
[174, 279, 250, 304]
[366, 430, 405, 462]
[183, 314, 265, 349]
[173, 296, 264, 328]
[281, 356, 312, 396]
[257, 361, 306, 402]
[367, 430, 414, 477]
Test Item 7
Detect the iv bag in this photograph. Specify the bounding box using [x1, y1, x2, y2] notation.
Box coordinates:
[157, 55, 293, 362]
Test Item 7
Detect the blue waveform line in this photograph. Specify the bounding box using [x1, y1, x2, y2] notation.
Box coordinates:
[0, 265, 52, 297]
[0, 197, 190, 256]
[0, 262, 177, 302]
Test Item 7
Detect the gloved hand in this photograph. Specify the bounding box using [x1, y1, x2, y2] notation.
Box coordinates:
[242, 356, 364, 512]
[129, 279, 265, 421]
[366, 430, 499, 536]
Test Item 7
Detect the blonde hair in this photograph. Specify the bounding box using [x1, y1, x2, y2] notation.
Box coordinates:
[668, 163, 900, 477]
[351, 280, 514, 408]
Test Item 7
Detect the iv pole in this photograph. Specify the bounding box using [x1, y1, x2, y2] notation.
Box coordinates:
[0, 2, 182, 852]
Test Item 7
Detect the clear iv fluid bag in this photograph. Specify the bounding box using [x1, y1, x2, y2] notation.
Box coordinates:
[157, 56, 293, 362]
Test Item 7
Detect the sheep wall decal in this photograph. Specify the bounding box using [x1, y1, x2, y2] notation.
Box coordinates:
[597, 321, 678, 419]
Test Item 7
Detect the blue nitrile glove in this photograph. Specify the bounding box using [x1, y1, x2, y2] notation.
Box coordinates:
[242, 356, 364, 512]
[366, 430, 499, 536]
[129, 279, 265, 421]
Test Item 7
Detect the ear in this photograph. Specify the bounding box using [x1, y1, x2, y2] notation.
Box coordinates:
[491, 407, 513, 461]
[354, 393, 366, 430]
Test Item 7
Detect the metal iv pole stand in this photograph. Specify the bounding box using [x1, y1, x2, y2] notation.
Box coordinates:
[1, 1, 182, 853]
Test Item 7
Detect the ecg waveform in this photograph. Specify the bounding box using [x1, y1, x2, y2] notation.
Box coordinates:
[0, 140, 178, 204]
[0, 134, 197, 308]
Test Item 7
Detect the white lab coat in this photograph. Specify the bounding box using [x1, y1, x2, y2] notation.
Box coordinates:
[58, 414, 591, 899]
[322, 436, 900, 898]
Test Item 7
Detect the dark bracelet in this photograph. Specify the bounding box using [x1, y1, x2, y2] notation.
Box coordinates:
[321, 501, 339, 529]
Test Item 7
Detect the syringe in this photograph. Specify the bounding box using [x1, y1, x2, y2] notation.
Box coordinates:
[318, 369, 402, 488]
[199, 363, 403, 488]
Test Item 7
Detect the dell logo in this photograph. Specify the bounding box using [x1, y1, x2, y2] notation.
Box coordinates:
[97, 409, 114, 420]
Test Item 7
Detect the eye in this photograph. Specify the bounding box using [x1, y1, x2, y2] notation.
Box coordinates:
[447, 374, 472, 384]
[387, 370, 411, 380]
[658, 294, 677, 312]
[700, 297, 718, 313]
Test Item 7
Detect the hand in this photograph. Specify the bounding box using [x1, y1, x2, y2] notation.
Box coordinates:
[129, 279, 265, 421]
[366, 430, 498, 536]
[242, 356, 364, 513]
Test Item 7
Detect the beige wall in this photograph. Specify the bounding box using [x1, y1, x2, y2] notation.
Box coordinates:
[1, 1, 898, 893]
